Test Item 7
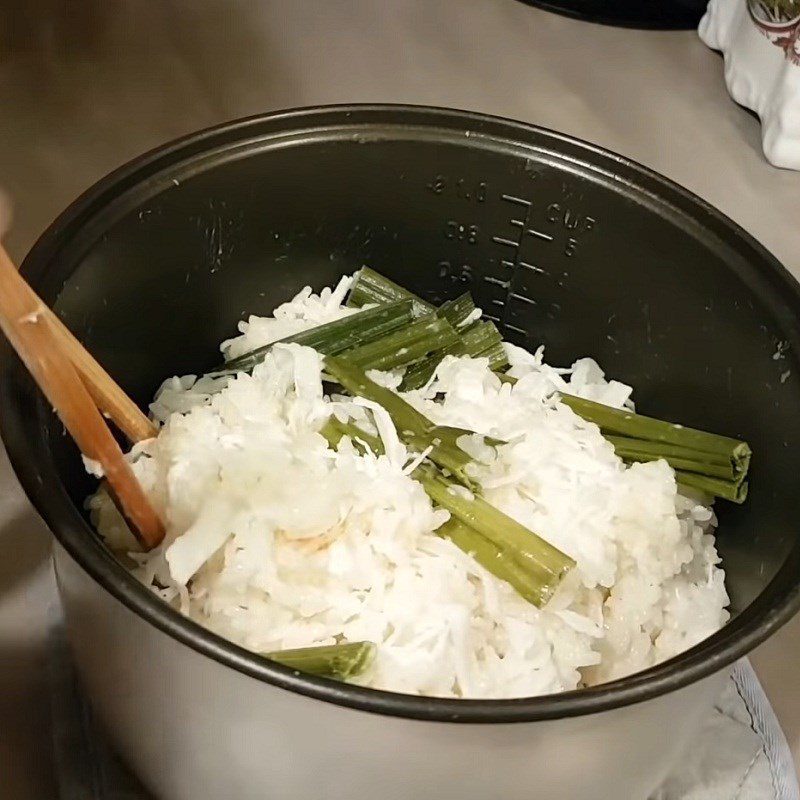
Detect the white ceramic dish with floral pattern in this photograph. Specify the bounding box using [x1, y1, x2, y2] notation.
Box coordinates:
[700, 0, 800, 170]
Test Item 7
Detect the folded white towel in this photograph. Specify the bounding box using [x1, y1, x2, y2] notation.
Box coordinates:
[654, 660, 798, 800]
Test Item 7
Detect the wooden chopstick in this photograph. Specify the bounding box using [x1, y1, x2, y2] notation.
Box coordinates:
[0, 245, 164, 549]
[0, 246, 157, 443]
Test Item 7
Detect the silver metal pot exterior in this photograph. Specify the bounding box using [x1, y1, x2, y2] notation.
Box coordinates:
[54, 544, 729, 800]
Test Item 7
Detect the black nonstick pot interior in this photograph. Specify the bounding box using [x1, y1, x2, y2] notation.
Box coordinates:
[2, 105, 800, 722]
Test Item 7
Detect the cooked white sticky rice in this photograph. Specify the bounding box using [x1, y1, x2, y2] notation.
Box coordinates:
[87, 275, 729, 699]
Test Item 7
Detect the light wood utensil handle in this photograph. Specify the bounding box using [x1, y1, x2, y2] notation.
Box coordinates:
[0, 247, 157, 443]
[0, 245, 164, 548]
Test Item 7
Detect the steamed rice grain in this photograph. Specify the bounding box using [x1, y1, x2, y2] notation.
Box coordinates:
[87, 278, 729, 698]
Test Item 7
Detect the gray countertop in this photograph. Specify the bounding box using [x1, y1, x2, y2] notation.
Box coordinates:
[0, 2, 798, 797]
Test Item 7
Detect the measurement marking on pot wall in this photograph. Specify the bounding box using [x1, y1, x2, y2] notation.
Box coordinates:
[492, 235, 519, 248]
[519, 260, 546, 274]
[487, 192, 559, 333]
[429, 179, 599, 336]
[484, 276, 510, 288]
[501, 194, 531, 207]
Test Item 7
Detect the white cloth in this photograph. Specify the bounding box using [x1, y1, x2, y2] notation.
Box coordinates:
[655, 661, 799, 800]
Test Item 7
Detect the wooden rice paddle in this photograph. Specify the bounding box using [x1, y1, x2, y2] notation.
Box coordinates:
[0, 244, 164, 548]
[0, 248, 156, 443]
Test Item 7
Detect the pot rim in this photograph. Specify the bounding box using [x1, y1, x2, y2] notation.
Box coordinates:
[3, 103, 800, 724]
[514, 1, 705, 30]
